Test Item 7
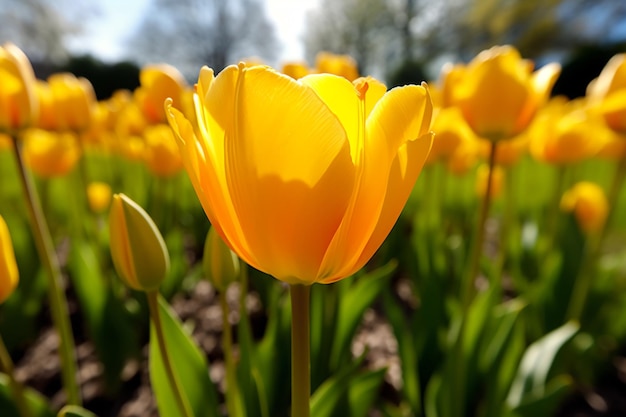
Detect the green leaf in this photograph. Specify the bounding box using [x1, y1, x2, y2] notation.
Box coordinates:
[252, 282, 292, 416]
[310, 282, 339, 390]
[150, 294, 219, 417]
[329, 261, 396, 370]
[507, 375, 573, 417]
[347, 368, 387, 417]
[160, 229, 188, 299]
[57, 405, 99, 417]
[68, 239, 139, 392]
[310, 355, 364, 417]
[506, 321, 578, 409]
[0, 374, 54, 417]
[382, 288, 421, 412]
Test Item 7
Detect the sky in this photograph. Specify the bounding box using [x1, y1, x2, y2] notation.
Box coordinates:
[67, 0, 320, 65]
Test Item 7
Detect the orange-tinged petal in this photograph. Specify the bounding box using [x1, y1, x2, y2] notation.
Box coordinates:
[139, 64, 187, 123]
[0, 43, 38, 131]
[0, 214, 19, 304]
[459, 56, 529, 139]
[322, 131, 434, 283]
[300, 74, 362, 161]
[319, 84, 433, 279]
[227, 66, 354, 283]
[165, 101, 258, 271]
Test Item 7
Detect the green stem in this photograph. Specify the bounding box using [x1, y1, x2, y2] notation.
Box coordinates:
[453, 141, 497, 417]
[463, 141, 497, 307]
[545, 165, 568, 252]
[601, 157, 626, 241]
[567, 157, 626, 321]
[220, 290, 244, 417]
[495, 165, 515, 293]
[146, 291, 194, 417]
[10, 135, 81, 405]
[290, 284, 311, 417]
[0, 334, 32, 417]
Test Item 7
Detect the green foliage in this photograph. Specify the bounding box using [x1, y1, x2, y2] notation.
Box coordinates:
[57, 405, 99, 417]
[149, 295, 219, 417]
[0, 374, 54, 417]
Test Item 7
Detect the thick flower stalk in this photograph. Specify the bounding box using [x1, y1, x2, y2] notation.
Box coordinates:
[166, 63, 433, 286]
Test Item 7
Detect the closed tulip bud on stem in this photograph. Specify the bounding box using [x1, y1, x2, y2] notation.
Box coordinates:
[203, 226, 241, 293]
[109, 193, 170, 292]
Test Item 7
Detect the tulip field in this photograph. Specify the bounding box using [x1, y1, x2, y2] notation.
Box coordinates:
[1, 43, 626, 417]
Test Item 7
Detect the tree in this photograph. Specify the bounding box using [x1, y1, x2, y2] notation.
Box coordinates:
[0, 0, 90, 63]
[127, 0, 279, 78]
[303, 0, 402, 77]
[419, 0, 626, 60]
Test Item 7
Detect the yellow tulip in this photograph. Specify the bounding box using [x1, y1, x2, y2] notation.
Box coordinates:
[428, 107, 480, 171]
[0, 214, 18, 304]
[22, 129, 81, 178]
[109, 193, 169, 291]
[0, 43, 38, 133]
[587, 54, 626, 134]
[47, 73, 96, 131]
[315, 52, 360, 81]
[143, 124, 183, 177]
[281, 61, 311, 79]
[438, 63, 466, 108]
[528, 98, 606, 164]
[203, 226, 241, 292]
[560, 182, 608, 234]
[451, 45, 560, 141]
[598, 133, 626, 160]
[136, 64, 187, 124]
[87, 182, 112, 214]
[166, 64, 433, 285]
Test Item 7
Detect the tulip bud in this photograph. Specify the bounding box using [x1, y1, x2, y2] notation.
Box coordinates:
[0, 214, 19, 304]
[203, 227, 241, 292]
[560, 182, 608, 235]
[109, 193, 169, 291]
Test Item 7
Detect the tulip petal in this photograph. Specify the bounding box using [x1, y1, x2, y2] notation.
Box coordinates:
[226, 66, 354, 283]
[165, 101, 260, 271]
[300, 74, 362, 161]
[0, 215, 18, 304]
[351, 132, 433, 277]
[319, 84, 432, 280]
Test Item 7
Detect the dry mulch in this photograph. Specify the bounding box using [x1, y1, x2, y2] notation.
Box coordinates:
[10, 278, 626, 417]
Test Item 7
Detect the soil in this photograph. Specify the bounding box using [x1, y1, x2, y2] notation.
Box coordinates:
[10, 278, 626, 417]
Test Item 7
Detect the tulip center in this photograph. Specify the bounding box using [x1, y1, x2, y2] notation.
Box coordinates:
[355, 79, 369, 100]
